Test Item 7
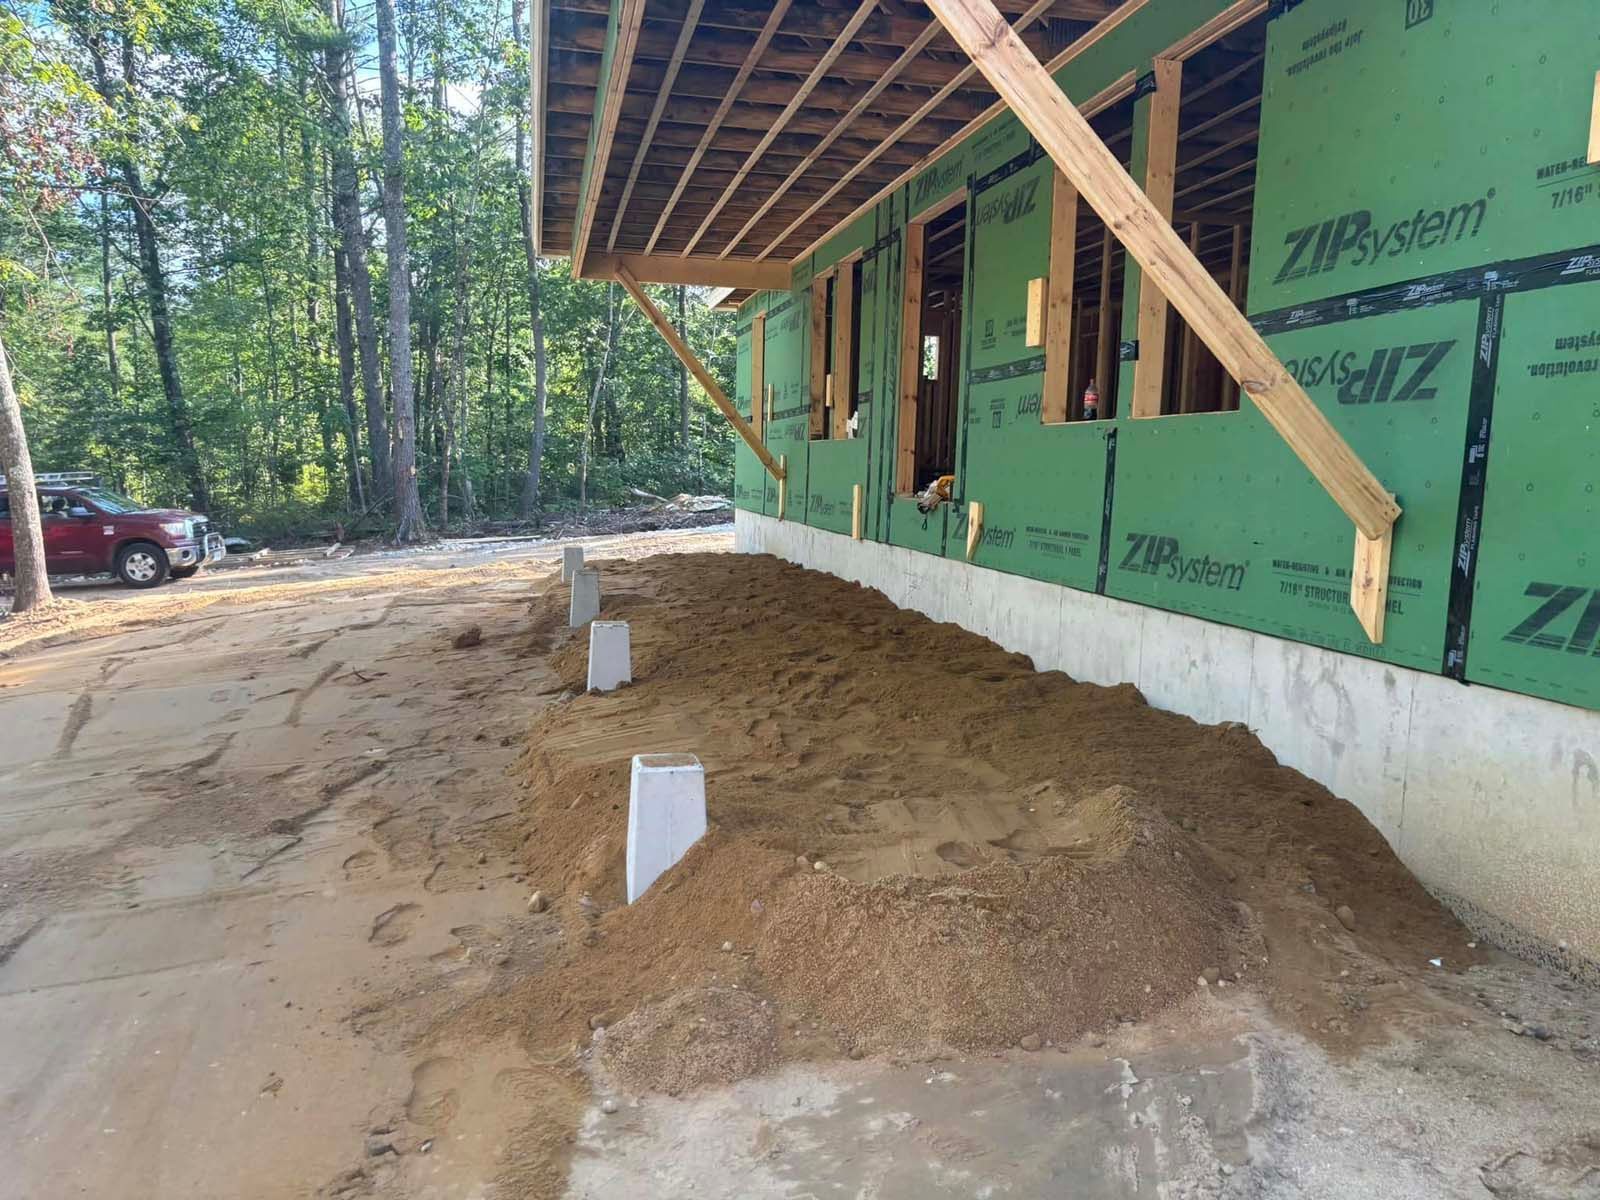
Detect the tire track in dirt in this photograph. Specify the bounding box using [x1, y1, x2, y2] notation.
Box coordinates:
[56, 692, 94, 757]
[285, 660, 344, 727]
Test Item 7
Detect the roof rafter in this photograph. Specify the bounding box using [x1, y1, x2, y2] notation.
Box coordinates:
[606, 0, 705, 252]
[714, 15, 947, 260]
[570, 0, 646, 275]
[643, 0, 793, 256]
[679, 0, 880, 258]
[763, 0, 1070, 262]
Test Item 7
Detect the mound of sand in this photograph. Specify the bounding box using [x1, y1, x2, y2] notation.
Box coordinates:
[478, 552, 1480, 1085]
[600, 986, 778, 1096]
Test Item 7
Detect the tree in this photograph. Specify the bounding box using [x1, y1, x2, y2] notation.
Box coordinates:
[374, 0, 424, 542]
[1, 6, 101, 613]
[321, 0, 391, 499]
[513, 0, 547, 519]
[0, 336, 51, 612]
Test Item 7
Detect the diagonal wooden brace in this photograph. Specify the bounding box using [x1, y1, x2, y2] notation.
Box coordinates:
[924, 0, 1400, 643]
[615, 265, 786, 484]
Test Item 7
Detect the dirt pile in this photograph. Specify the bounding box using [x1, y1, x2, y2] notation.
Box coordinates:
[489, 551, 1481, 1079]
[600, 985, 778, 1096]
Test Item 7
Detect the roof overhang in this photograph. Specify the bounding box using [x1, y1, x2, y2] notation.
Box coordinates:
[531, 0, 1132, 296]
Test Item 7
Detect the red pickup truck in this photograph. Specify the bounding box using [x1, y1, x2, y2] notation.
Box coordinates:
[0, 476, 225, 588]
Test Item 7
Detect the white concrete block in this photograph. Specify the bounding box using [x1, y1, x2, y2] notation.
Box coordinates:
[562, 544, 584, 582]
[569, 567, 600, 627]
[587, 621, 632, 692]
[626, 753, 707, 903]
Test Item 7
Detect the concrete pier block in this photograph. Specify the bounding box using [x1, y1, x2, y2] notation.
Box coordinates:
[587, 621, 632, 692]
[562, 544, 584, 582]
[626, 753, 706, 903]
[569, 567, 600, 627]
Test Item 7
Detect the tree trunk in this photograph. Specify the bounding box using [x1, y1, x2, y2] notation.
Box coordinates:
[578, 284, 617, 512]
[514, 0, 549, 520]
[323, 0, 392, 498]
[333, 244, 366, 508]
[677, 285, 690, 447]
[0, 334, 54, 613]
[101, 37, 209, 514]
[99, 188, 120, 398]
[376, 0, 426, 542]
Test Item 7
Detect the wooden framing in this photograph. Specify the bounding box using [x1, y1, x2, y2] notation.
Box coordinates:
[832, 260, 856, 439]
[605, 0, 704, 252]
[582, 253, 789, 291]
[775, 0, 1131, 265]
[894, 187, 966, 493]
[808, 274, 828, 438]
[966, 501, 985, 561]
[1130, 57, 1181, 419]
[1041, 170, 1077, 422]
[1225, 224, 1245, 409]
[527, 0, 549, 256]
[1095, 228, 1116, 409]
[617, 265, 784, 482]
[681, 0, 879, 257]
[924, 0, 1399, 641]
[1177, 222, 1202, 413]
[642, 0, 792, 256]
[714, 16, 946, 259]
[569, 0, 645, 276]
[851, 484, 863, 540]
[895, 220, 928, 494]
[1590, 69, 1600, 166]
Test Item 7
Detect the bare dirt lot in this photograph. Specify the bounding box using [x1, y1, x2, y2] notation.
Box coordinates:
[2, 530, 1597, 1199]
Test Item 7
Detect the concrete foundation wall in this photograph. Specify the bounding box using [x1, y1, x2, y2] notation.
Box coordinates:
[736, 509, 1600, 979]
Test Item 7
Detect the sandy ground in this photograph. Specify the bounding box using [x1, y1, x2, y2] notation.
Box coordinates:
[2, 529, 1597, 1199]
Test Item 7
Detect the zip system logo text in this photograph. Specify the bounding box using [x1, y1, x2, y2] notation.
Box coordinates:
[1274, 192, 1493, 284]
[1284, 340, 1456, 404]
[1120, 533, 1248, 591]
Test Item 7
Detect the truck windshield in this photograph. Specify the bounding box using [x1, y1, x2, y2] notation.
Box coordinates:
[76, 488, 147, 514]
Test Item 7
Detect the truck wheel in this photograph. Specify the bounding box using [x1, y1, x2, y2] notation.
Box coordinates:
[116, 542, 170, 588]
[169, 565, 200, 580]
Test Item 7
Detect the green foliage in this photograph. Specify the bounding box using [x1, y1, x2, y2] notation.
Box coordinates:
[2, 0, 737, 539]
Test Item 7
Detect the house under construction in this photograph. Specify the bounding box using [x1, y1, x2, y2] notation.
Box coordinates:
[532, 0, 1600, 974]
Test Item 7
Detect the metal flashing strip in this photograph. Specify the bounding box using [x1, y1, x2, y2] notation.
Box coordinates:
[1442, 293, 1505, 680]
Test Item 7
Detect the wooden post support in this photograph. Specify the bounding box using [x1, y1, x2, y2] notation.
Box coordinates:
[896, 221, 927, 493]
[1094, 228, 1115, 414]
[1178, 223, 1202, 413]
[832, 260, 855, 439]
[1042, 170, 1077, 422]
[924, 0, 1400, 642]
[1025, 277, 1046, 347]
[1131, 57, 1181, 419]
[777, 454, 788, 520]
[616, 265, 785, 483]
[1352, 526, 1393, 645]
[851, 483, 864, 540]
[966, 500, 985, 561]
[1225, 224, 1245, 410]
[1590, 69, 1600, 166]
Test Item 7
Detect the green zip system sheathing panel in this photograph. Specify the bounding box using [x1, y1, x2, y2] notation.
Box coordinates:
[734, 0, 1600, 713]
